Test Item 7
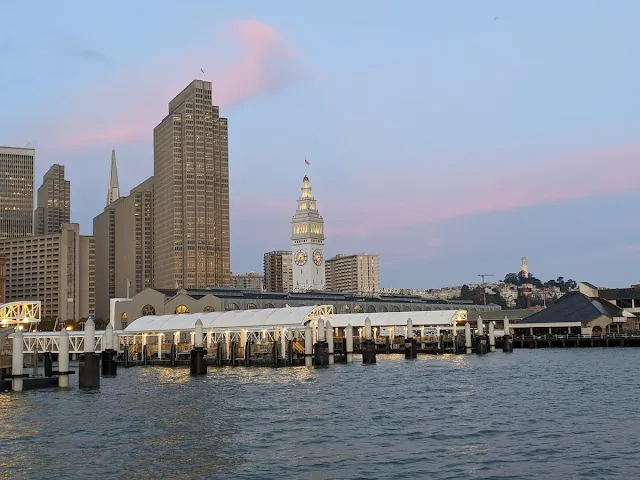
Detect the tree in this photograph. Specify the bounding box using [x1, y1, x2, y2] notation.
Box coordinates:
[504, 273, 519, 285]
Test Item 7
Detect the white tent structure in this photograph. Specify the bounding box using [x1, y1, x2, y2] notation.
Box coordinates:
[124, 305, 333, 334]
[326, 310, 467, 329]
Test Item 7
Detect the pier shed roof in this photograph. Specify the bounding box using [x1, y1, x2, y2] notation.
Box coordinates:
[326, 310, 467, 328]
[124, 305, 331, 333]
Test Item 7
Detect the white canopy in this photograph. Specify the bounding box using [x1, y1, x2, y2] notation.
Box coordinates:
[326, 310, 467, 328]
[124, 305, 327, 333]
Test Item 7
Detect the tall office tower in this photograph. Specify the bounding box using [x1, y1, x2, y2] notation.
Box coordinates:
[106, 150, 120, 207]
[0, 255, 5, 304]
[153, 79, 230, 289]
[325, 253, 380, 294]
[263, 251, 293, 293]
[0, 146, 35, 239]
[0, 224, 95, 320]
[34, 164, 71, 235]
[94, 151, 121, 319]
[114, 177, 154, 298]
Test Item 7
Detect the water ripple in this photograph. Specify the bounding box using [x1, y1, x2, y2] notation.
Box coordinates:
[1, 350, 640, 479]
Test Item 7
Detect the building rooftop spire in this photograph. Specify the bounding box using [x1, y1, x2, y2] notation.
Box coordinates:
[106, 149, 120, 207]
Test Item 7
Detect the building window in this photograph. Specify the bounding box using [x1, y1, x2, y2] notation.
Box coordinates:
[414, 306, 422, 311]
[203, 305, 214, 312]
[121, 312, 128, 320]
[264, 303, 275, 308]
[283, 303, 291, 308]
[381, 305, 389, 312]
[392, 306, 400, 312]
[175, 305, 189, 314]
[141, 304, 156, 316]
[366, 305, 376, 313]
[246, 303, 257, 310]
[344, 305, 350, 313]
[354, 305, 363, 313]
[226, 303, 239, 311]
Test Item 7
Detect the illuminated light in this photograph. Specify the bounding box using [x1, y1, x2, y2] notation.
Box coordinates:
[0, 320, 6, 325]
[17, 326, 24, 331]
[23, 318, 30, 323]
[65, 326, 73, 331]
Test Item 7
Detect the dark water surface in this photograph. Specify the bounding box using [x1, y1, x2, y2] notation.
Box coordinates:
[1, 350, 639, 479]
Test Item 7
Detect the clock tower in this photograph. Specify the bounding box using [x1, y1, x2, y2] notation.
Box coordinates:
[291, 175, 325, 292]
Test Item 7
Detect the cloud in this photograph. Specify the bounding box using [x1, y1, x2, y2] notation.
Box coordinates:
[18, 19, 303, 154]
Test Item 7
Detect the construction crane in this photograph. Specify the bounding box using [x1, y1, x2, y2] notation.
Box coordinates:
[478, 274, 495, 305]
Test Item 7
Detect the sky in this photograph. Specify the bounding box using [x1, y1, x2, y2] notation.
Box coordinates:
[2, 0, 640, 289]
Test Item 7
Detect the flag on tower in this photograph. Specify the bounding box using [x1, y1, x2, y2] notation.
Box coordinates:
[304, 159, 310, 166]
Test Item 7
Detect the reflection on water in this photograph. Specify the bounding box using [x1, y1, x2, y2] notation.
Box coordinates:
[1, 350, 640, 479]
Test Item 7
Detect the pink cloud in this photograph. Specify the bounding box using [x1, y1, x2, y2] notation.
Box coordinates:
[22, 19, 302, 154]
[232, 143, 640, 241]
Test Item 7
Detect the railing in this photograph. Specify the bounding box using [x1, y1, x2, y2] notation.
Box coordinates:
[513, 333, 640, 341]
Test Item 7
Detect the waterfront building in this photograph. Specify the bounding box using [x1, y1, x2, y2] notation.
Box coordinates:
[112, 286, 500, 328]
[34, 164, 70, 235]
[153, 79, 230, 290]
[231, 272, 263, 290]
[263, 251, 293, 292]
[0, 223, 95, 321]
[0, 146, 35, 239]
[325, 253, 380, 294]
[291, 175, 325, 292]
[0, 255, 5, 303]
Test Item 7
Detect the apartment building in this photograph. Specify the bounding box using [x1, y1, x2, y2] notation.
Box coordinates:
[325, 253, 380, 294]
[231, 271, 264, 290]
[0, 223, 95, 320]
[263, 251, 293, 293]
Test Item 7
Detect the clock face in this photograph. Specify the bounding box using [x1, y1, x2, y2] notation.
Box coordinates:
[295, 249, 308, 266]
[313, 249, 323, 265]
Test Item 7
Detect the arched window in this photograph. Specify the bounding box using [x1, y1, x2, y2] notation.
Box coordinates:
[381, 305, 389, 312]
[226, 303, 240, 311]
[121, 312, 128, 320]
[344, 305, 350, 313]
[283, 303, 291, 308]
[366, 305, 376, 313]
[298, 304, 306, 307]
[175, 305, 189, 314]
[403, 306, 411, 312]
[246, 303, 257, 310]
[141, 304, 156, 316]
[203, 305, 214, 313]
[354, 305, 363, 313]
[414, 306, 422, 311]
[264, 303, 275, 308]
[392, 306, 400, 312]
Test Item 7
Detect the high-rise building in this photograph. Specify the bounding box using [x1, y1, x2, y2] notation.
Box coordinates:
[113, 177, 154, 298]
[0, 223, 95, 320]
[291, 175, 325, 292]
[263, 251, 293, 293]
[325, 253, 380, 294]
[0, 255, 5, 304]
[106, 150, 120, 207]
[153, 79, 230, 289]
[0, 146, 35, 239]
[34, 164, 71, 235]
[94, 151, 121, 319]
[231, 272, 264, 290]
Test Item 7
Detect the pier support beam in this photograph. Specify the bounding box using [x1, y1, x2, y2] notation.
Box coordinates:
[326, 320, 334, 365]
[190, 319, 207, 375]
[465, 322, 472, 354]
[245, 339, 251, 366]
[101, 324, 117, 377]
[79, 319, 100, 389]
[475, 316, 487, 355]
[489, 322, 496, 353]
[345, 324, 354, 364]
[170, 343, 177, 367]
[11, 329, 24, 392]
[502, 316, 514, 353]
[280, 330, 287, 366]
[304, 324, 313, 367]
[314, 318, 329, 366]
[362, 317, 376, 364]
[405, 318, 417, 359]
[58, 329, 70, 388]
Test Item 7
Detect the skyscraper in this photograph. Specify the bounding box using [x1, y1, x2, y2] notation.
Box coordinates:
[34, 164, 71, 235]
[106, 150, 120, 207]
[0, 146, 35, 239]
[325, 253, 380, 294]
[153, 79, 230, 289]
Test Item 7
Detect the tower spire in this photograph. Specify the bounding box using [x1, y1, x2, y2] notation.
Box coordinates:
[106, 150, 120, 207]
